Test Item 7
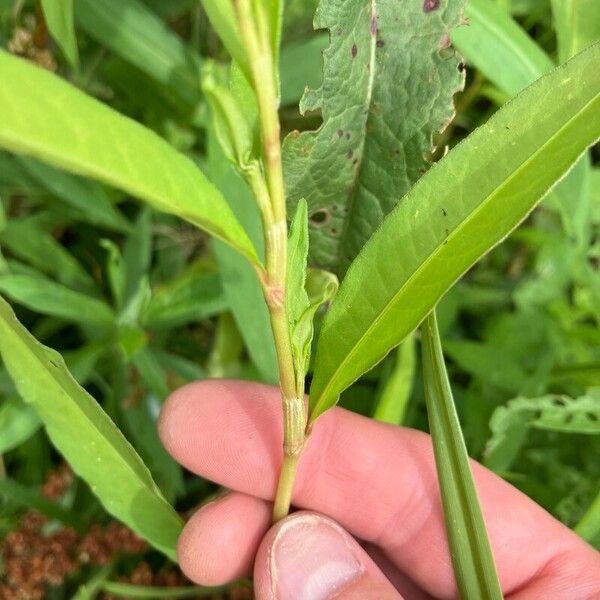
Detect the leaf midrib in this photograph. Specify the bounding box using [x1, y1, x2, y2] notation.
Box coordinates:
[311, 84, 600, 417]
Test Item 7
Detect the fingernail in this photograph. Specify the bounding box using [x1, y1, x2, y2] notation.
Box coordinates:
[269, 513, 363, 600]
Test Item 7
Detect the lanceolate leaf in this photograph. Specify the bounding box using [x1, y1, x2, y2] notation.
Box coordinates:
[40, 0, 79, 69]
[452, 0, 553, 98]
[0, 296, 183, 558]
[452, 0, 594, 250]
[0, 273, 115, 326]
[309, 43, 600, 422]
[283, 0, 466, 274]
[0, 51, 260, 266]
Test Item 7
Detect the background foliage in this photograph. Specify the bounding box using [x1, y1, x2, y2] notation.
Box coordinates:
[0, 0, 598, 597]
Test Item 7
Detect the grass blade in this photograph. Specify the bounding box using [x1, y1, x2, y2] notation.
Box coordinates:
[421, 310, 502, 599]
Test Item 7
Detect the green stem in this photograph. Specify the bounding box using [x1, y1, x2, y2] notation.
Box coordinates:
[421, 310, 503, 600]
[235, 0, 305, 522]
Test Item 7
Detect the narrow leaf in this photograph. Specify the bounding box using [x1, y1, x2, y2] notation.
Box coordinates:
[551, 0, 600, 63]
[0, 274, 115, 326]
[202, 1, 249, 76]
[0, 397, 41, 453]
[0, 296, 183, 558]
[18, 157, 132, 234]
[41, 0, 79, 69]
[75, 0, 202, 108]
[0, 51, 260, 266]
[143, 270, 227, 329]
[452, 0, 553, 97]
[208, 129, 278, 384]
[282, 0, 466, 274]
[421, 311, 502, 599]
[310, 43, 600, 421]
[0, 216, 97, 294]
[373, 332, 416, 425]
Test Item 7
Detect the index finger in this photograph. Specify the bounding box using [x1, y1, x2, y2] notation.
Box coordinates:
[158, 379, 599, 598]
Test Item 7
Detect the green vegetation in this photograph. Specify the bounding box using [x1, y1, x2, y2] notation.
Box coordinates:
[0, 0, 598, 597]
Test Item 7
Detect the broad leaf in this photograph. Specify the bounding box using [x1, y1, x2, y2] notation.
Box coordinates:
[283, 0, 466, 274]
[484, 391, 600, 472]
[309, 43, 600, 422]
[421, 311, 502, 599]
[0, 51, 260, 266]
[41, 0, 79, 69]
[0, 296, 183, 558]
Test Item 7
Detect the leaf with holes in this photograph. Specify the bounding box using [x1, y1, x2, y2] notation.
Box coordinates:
[282, 0, 466, 274]
[484, 391, 600, 472]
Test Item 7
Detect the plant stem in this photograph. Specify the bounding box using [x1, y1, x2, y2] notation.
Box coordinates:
[421, 310, 503, 599]
[235, 0, 306, 521]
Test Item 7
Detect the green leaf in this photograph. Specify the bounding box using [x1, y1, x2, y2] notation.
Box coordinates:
[0, 477, 84, 529]
[0, 274, 115, 326]
[373, 332, 416, 425]
[72, 565, 113, 600]
[18, 157, 132, 234]
[75, 0, 202, 108]
[0, 51, 260, 266]
[0, 296, 183, 558]
[282, 0, 466, 274]
[279, 34, 328, 106]
[0, 216, 97, 294]
[0, 397, 41, 454]
[143, 270, 227, 329]
[551, 0, 600, 62]
[421, 311, 502, 599]
[452, 0, 553, 97]
[452, 0, 594, 252]
[102, 581, 234, 599]
[286, 200, 310, 394]
[202, 67, 256, 169]
[41, 0, 79, 69]
[309, 43, 600, 422]
[576, 488, 600, 543]
[100, 239, 127, 310]
[208, 128, 279, 384]
[201, 1, 249, 76]
[484, 391, 600, 472]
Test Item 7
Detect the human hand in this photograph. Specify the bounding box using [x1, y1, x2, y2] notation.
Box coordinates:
[158, 380, 600, 599]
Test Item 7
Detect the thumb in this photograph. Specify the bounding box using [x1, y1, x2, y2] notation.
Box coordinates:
[254, 511, 402, 600]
